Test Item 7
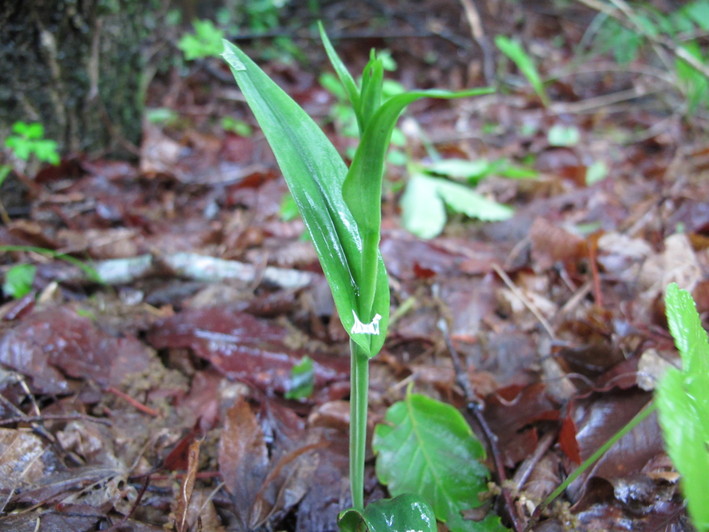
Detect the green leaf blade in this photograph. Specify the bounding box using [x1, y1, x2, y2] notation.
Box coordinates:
[657, 283, 709, 530]
[373, 393, 494, 530]
[222, 39, 387, 357]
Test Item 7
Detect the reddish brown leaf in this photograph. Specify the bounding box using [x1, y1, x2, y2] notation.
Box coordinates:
[0, 306, 152, 394]
[175, 439, 200, 532]
[559, 413, 581, 465]
[218, 396, 269, 528]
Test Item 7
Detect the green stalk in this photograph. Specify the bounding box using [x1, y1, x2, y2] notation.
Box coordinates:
[350, 338, 370, 510]
[539, 400, 657, 512]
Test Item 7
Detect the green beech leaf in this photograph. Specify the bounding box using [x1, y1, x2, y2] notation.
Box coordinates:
[373, 392, 500, 531]
[221, 39, 387, 357]
[338, 494, 437, 532]
[657, 283, 709, 530]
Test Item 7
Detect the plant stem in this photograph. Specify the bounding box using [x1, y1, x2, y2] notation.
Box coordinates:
[536, 400, 657, 517]
[349, 338, 369, 510]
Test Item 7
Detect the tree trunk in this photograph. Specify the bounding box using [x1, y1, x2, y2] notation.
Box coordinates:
[0, 0, 152, 158]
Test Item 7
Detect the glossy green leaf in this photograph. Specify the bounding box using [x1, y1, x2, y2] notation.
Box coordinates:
[656, 283, 709, 530]
[373, 392, 497, 531]
[338, 494, 437, 532]
[495, 35, 549, 106]
[221, 39, 388, 357]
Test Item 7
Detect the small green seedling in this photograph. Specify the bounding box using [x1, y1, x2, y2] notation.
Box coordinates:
[495, 35, 549, 106]
[4, 122, 60, 165]
[2, 264, 36, 299]
[179, 19, 224, 60]
[373, 389, 506, 531]
[222, 23, 496, 529]
[657, 283, 709, 530]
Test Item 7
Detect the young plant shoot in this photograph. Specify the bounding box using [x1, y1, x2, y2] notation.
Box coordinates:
[222, 24, 492, 529]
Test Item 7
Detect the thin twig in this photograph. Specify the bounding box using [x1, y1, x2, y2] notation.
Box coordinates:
[0, 413, 111, 427]
[458, 0, 495, 84]
[492, 263, 557, 339]
[437, 318, 526, 532]
[106, 386, 161, 417]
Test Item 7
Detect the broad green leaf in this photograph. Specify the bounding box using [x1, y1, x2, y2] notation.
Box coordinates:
[426, 159, 493, 181]
[495, 35, 549, 106]
[656, 283, 709, 530]
[373, 392, 498, 531]
[3, 264, 36, 299]
[687, 0, 709, 30]
[338, 494, 437, 532]
[221, 39, 387, 357]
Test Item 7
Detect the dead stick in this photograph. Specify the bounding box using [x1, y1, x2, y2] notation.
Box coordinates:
[438, 318, 525, 532]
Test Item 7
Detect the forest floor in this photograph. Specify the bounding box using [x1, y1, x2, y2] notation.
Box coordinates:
[1, 1, 708, 530]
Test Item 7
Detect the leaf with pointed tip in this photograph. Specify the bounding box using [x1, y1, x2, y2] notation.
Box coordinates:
[656, 283, 709, 529]
[344, 88, 493, 317]
[221, 40, 388, 357]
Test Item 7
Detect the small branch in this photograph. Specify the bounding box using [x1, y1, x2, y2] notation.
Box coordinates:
[492, 264, 556, 339]
[458, 0, 495, 84]
[106, 386, 161, 417]
[437, 318, 525, 532]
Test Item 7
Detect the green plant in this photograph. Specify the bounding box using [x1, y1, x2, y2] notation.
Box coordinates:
[4, 122, 60, 165]
[583, 0, 709, 114]
[178, 19, 225, 60]
[495, 35, 550, 106]
[373, 389, 506, 531]
[284, 356, 315, 399]
[401, 158, 533, 239]
[222, 23, 497, 529]
[1, 121, 60, 223]
[2, 264, 36, 299]
[657, 282, 709, 530]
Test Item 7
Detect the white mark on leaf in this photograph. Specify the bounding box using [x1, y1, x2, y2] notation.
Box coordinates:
[350, 310, 382, 335]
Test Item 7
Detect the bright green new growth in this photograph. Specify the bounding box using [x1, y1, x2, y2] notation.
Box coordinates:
[656, 283, 709, 530]
[494, 35, 549, 106]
